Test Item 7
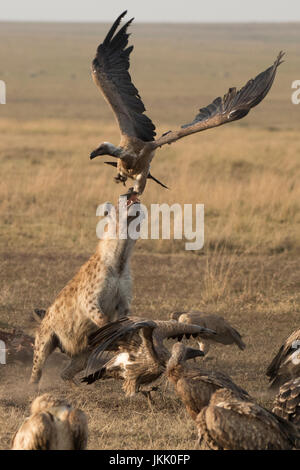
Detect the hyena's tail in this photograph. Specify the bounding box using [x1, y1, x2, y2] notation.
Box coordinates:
[28, 309, 47, 336]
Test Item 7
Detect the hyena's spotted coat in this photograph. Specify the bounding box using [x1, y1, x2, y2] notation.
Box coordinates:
[30, 206, 139, 385]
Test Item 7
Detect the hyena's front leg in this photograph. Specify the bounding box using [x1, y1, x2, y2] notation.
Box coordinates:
[83, 296, 109, 329]
[117, 273, 132, 318]
[29, 323, 57, 384]
[116, 293, 131, 318]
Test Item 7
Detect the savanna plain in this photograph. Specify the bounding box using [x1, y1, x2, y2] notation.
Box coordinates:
[0, 21, 299, 449]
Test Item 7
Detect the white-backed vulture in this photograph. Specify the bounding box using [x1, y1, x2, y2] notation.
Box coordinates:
[266, 328, 300, 389]
[272, 377, 300, 425]
[170, 310, 245, 354]
[11, 394, 88, 450]
[166, 342, 249, 421]
[196, 388, 300, 450]
[90, 11, 284, 200]
[81, 317, 215, 397]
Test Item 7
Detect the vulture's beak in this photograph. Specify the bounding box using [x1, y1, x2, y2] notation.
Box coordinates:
[184, 347, 205, 361]
[90, 147, 103, 159]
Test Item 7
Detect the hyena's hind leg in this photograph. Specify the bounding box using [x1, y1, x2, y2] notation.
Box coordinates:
[29, 323, 58, 384]
[60, 351, 90, 384]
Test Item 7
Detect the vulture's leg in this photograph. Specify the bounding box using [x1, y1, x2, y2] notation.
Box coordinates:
[121, 187, 140, 206]
[114, 173, 127, 186]
[141, 390, 155, 410]
[140, 386, 160, 408]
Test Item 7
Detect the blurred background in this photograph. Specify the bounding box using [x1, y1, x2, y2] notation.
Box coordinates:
[0, 3, 299, 254]
[1, 0, 300, 22]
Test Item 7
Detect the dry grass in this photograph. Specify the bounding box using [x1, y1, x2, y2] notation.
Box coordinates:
[0, 21, 299, 449]
[0, 119, 299, 255]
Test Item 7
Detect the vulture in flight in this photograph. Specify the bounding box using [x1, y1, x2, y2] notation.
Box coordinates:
[81, 316, 215, 398]
[90, 10, 284, 201]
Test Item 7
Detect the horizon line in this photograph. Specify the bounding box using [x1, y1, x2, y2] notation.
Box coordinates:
[1, 18, 300, 25]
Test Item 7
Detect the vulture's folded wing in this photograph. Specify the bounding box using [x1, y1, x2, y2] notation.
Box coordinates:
[199, 389, 300, 450]
[272, 377, 300, 425]
[11, 413, 53, 450]
[68, 409, 88, 450]
[266, 328, 300, 386]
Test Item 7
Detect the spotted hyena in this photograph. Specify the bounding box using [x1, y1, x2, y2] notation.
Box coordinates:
[30, 201, 142, 384]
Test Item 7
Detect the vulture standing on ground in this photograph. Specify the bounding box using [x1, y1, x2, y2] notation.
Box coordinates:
[90, 10, 284, 201]
[170, 310, 245, 355]
[11, 394, 88, 450]
[166, 342, 249, 421]
[272, 377, 300, 425]
[82, 317, 215, 398]
[266, 328, 300, 389]
[196, 388, 300, 450]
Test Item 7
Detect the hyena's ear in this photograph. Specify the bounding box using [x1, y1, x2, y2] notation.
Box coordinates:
[32, 309, 47, 323]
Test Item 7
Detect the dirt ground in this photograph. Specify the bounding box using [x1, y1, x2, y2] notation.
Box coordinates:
[0, 250, 299, 449]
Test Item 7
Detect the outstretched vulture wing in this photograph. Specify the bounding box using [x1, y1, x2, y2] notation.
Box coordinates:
[92, 11, 156, 142]
[154, 52, 284, 148]
[153, 320, 216, 343]
[84, 317, 157, 377]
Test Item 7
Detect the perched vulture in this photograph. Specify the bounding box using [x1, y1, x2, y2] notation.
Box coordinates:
[196, 388, 300, 450]
[82, 316, 215, 397]
[11, 394, 88, 450]
[90, 10, 284, 200]
[166, 342, 249, 421]
[170, 310, 245, 354]
[266, 328, 300, 389]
